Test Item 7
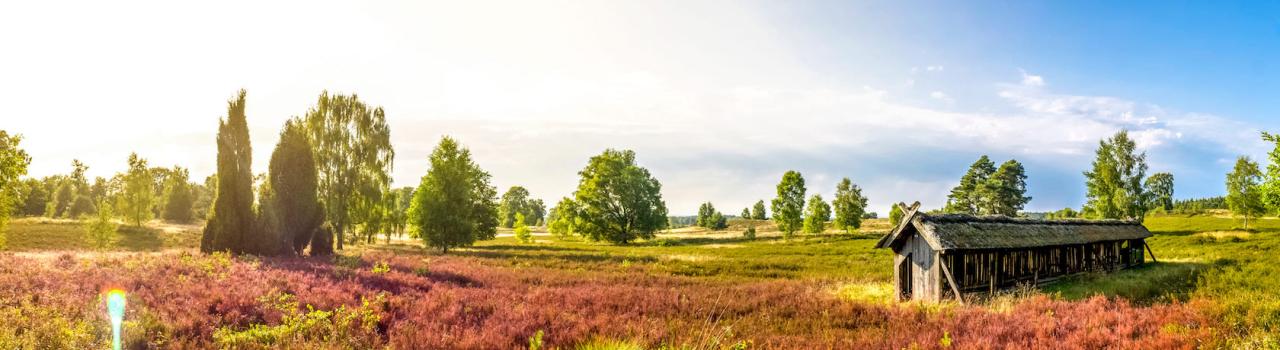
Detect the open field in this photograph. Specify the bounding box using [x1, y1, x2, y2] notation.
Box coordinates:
[2, 215, 1279, 348]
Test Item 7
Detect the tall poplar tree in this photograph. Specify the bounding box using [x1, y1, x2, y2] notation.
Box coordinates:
[771, 170, 806, 237]
[304, 91, 394, 250]
[202, 90, 258, 254]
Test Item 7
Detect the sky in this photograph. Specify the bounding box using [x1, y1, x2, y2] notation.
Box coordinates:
[2, 0, 1277, 215]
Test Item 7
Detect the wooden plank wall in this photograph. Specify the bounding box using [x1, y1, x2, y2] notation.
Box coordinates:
[941, 239, 1147, 294]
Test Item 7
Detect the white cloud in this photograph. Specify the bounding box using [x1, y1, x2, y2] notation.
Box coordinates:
[926, 65, 944, 72]
[1019, 69, 1045, 87]
[929, 91, 955, 103]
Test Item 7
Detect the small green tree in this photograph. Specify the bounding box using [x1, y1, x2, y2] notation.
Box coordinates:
[889, 204, 904, 227]
[803, 194, 830, 234]
[119, 153, 156, 227]
[161, 166, 195, 222]
[0, 130, 32, 249]
[567, 149, 668, 244]
[408, 137, 499, 253]
[740, 208, 750, 219]
[1226, 156, 1265, 229]
[82, 201, 117, 250]
[771, 171, 806, 237]
[498, 186, 531, 228]
[831, 178, 868, 233]
[1144, 172, 1175, 212]
[514, 213, 533, 244]
[1260, 132, 1280, 214]
[547, 197, 578, 238]
[751, 200, 767, 220]
[709, 211, 727, 230]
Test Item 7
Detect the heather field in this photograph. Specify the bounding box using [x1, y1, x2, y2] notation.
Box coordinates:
[4, 215, 1280, 349]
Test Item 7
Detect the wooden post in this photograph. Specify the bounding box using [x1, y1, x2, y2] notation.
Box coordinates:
[940, 253, 965, 304]
[1144, 240, 1158, 263]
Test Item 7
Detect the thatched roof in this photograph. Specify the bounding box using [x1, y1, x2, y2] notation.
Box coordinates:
[875, 207, 1152, 251]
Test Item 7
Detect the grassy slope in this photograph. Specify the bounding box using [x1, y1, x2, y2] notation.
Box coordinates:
[5, 217, 201, 251]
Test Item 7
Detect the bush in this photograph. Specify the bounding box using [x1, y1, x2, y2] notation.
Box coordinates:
[743, 227, 756, 239]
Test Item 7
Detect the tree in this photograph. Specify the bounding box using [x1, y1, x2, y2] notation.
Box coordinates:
[408, 137, 499, 253]
[47, 180, 72, 218]
[547, 197, 578, 238]
[566, 149, 668, 244]
[945, 156, 996, 215]
[771, 171, 806, 237]
[266, 119, 324, 255]
[709, 211, 727, 230]
[514, 213, 533, 244]
[119, 153, 156, 227]
[528, 199, 546, 226]
[889, 204, 904, 227]
[1144, 172, 1175, 212]
[161, 166, 195, 222]
[751, 200, 767, 220]
[202, 90, 259, 254]
[832, 178, 868, 233]
[1083, 131, 1149, 221]
[803, 194, 830, 234]
[0, 130, 31, 249]
[305, 91, 394, 250]
[1261, 132, 1280, 214]
[19, 178, 47, 216]
[986, 160, 1031, 216]
[498, 186, 532, 228]
[1226, 156, 1265, 229]
[82, 200, 117, 250]
[66, 159, 96, 218]
[740, 207, 750, 219]
[696, 202, 717, 228]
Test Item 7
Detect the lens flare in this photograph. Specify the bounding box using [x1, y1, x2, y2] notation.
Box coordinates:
[106, 289, 126, 350]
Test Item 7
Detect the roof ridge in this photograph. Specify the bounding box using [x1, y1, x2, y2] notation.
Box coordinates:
[919, 213, 1141, 226]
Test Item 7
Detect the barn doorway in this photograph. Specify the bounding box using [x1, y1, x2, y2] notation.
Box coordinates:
[898, 253, 912, 300]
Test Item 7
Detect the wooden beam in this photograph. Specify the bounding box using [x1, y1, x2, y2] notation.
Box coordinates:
[1144, 240, 1158, 263]
[939, 253, 965, 304]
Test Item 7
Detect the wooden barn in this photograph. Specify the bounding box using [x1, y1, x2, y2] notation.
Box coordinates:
[875, 203, 1156, 303]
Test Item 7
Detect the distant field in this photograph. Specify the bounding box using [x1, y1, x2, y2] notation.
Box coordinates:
[2, 214, 1278, 348]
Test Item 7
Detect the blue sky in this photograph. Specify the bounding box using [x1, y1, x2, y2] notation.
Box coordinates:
[2, 0, 1276, 215]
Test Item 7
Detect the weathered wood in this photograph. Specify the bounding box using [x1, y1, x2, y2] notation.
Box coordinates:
[939, 254, 965, 304]
[1144, 240, 1158, 263]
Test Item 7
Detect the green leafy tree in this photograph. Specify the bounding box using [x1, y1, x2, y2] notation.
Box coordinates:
[1261, 132, 1280, 214]
[771, 171, 806, 237]
[709, 211, 727, 230]
[408, 137, 499, 253]
[832, 178, 868, 233]
[0, 131, 31, 249]
[567, 149, 668, 244]
[202, 90, 259, 254]
[1226, 156, 1265, 229]
[66, 160, 96, 218]
[514, 213, 533, 244]
[19, 178, 47, 216]
[498, 186, 531, 228]
[751, 200, 767, 220]
[986, 160, 1031, 216]
[529, 199, 546, 226]
[889, 204, 904, 227]
[945, 156, 996, 215]
[1084, 131, 1149, 221]
[119, 153, 156, 227]
[547, 197, 579, 238]
[82, 200, 117, 250]
[47, 180, 72, 218]
[696, 202, 717, 228]
[803, 194, 830, 234]
[304, 91, 395, 250]
[266, 119, 324, 255]
[385, 187, 414, 241]
[1144, 172, 1175, 212]
[740, 207, 750, 219]
[161, 166, 195, 222]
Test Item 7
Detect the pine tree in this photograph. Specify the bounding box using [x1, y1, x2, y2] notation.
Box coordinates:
[945, 156, 996, 215]
[266, 119, 323, 255]
[832, 178, 868, 233]
[202, 90, 258, 254]
[771, 171, 806, 237]
[803, 194, 831, 234]
[985, 160, 1031, 216]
